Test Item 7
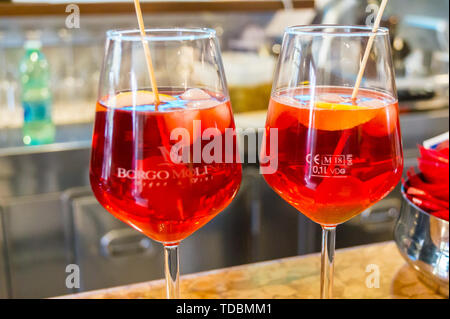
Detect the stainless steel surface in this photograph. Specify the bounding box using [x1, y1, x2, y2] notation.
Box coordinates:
[99, 228, 154, 258]
[65, 193, 164, 293]
[0, 144, 91, 298]
[1, 193, 68, 298]
[394, 186, 449, 297]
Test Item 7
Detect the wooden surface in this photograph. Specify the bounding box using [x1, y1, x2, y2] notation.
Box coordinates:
[58, 241, 447, 299]
[0, 1, 314, 16]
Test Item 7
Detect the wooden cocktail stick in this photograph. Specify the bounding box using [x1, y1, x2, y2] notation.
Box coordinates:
[351, 0, 389, 100]
[133, 0, 160, 107]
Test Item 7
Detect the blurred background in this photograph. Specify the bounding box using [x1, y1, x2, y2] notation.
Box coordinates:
[0, 0, 448, 298]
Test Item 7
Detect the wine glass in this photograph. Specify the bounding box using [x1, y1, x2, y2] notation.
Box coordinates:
[261, 25, 403, 298]
[90, 28, 242, 298]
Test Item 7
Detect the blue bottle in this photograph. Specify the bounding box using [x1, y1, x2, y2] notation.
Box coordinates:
[20, 40, 55, 145]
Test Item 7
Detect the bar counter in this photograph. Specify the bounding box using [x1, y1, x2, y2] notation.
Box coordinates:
[58, 242, 446, 299]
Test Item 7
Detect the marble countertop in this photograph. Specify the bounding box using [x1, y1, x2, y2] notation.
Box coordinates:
[59, 241, 446, 299]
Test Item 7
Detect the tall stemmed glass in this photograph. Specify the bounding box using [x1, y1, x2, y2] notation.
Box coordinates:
[261, 26, 403, 298]
[90, 28, 242, 298]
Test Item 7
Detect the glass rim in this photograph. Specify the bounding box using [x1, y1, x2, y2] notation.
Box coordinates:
[285, 25, 389, 37]
[106, 28, 216, 42]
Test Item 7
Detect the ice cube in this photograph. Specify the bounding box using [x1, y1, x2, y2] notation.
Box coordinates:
[187, 99, 220, 109]
[181, 88, 211, 100]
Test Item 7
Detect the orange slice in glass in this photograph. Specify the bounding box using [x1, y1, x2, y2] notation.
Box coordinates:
[298, 101, 382, 131]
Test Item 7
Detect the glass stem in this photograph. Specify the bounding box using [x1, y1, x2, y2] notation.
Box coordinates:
[320, 226, 336, 299]
[164, 244, 180, 299]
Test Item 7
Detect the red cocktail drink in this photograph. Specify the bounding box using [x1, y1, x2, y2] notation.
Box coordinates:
[262, 87, 403, 226]
[90, 90, 242, 243]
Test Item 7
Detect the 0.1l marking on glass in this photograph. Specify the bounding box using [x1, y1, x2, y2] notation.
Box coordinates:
[306, 154, 353, 178]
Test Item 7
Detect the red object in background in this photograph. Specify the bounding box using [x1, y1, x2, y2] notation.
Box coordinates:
[406, 186, 449, 208]
[419, 145, 449, 165]
[408, 195, 447, 212]
[417, 146, 449, 184]
[90, 91, 242, 244]
[406, 169, 449, 200]
[418, 158, 449, 184]
[262, 87, 403, 226]
[432, 210, 450, 220]
[403, 141, 449, 222]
